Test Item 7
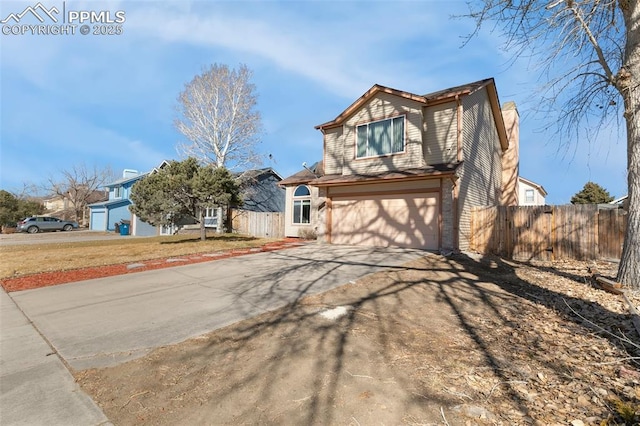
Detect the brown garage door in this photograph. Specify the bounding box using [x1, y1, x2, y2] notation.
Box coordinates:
[331, 193, 439, 249]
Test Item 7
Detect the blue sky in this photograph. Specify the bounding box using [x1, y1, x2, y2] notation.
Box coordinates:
[0, 0, 628, 204]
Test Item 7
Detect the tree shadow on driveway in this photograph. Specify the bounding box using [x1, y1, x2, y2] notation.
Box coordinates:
[77, 249, 640, 425]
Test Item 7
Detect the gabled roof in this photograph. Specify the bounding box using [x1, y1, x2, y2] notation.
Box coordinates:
[610, 195, 628, 205]
[104, 173, 149, 187]
[315, 78, 508, 151]
[150, 160, 170, 173]
[518, 176, 548, 197]
[105, 160, 170, 187]
[279, 161, 324, 186]
[88, 198, 131, 208]
[236, 167, 283, 182]
[422, 79, 494, 101]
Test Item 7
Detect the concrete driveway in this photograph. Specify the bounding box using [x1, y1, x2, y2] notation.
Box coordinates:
[10, 244, 427, 370]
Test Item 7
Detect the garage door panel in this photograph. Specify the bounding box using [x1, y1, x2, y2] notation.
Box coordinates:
[90, 211, 106, 231]
[332, 193, 439, 249]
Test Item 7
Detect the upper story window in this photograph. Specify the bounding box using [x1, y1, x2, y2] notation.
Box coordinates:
[525, 189, 535, 203]
[356, 116, 405, 158]
[114, 186, 123, 198]
[292, 185, 311, 224]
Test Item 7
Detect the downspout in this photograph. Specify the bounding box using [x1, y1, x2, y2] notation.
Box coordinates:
[450, 174, 459, 251]
[454, 95, 462, 250]
[319, 126, 331, 243]
[326, 197, 332, 244]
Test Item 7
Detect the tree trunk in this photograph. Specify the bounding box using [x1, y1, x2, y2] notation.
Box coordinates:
[618, 117, 640, 288]
[617, 2, 640, 289]
[199, 209, 206, 241]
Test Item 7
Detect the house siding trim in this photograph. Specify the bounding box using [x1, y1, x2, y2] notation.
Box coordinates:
[457, 86, 504, 250]
[424, 101, 458, 165]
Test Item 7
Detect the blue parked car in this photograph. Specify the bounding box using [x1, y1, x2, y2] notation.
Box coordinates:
[17, 216, 79, 233]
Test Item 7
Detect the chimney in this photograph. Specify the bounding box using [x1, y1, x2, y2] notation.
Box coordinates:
[122, 169, 139, 179]
[500, 101, 519, 206]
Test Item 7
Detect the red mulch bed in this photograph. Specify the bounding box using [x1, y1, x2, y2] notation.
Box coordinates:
[2, 239, 304, 293]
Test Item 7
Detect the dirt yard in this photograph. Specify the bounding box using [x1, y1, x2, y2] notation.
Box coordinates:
[75, 252, 640, 425]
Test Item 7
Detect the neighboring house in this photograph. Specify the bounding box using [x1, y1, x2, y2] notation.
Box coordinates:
[610, 195, 628, 206]
[280, 78, 520, 251]
[43, 195, 69, 217]
[90, 163, 286, 236]
[89, 161, 205, 236]
[229, 168, 286, 237]
[182, 167, 286, 233]
[88, 168, 158, 236]
[599, 195, 629, 211]
[236, 168, 285, 213]
[44, 190, 108, 224]
[517, 176, 547, 206]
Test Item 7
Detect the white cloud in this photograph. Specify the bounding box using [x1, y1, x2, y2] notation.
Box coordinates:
[123, 1, 483, 98]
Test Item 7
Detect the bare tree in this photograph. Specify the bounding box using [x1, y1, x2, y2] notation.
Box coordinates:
[464, 1, 639, 288]
[47, 164, 114, 226]
[175, 63, 263, 170]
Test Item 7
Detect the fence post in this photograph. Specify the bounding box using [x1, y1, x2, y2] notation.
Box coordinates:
[595, 208, 600, 259]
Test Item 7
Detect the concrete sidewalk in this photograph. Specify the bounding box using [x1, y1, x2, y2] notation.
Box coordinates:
[0, 288, 109, 425]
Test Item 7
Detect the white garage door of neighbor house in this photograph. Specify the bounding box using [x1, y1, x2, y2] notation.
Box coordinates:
[331, 193, 439, 249]
[90, 211, 106, 231]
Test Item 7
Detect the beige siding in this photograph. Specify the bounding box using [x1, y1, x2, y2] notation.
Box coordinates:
[323, 127, 342, 175]
[458, 87, 503, 250]
[441, 178, 455, 250]
[501, 102, 519, 205]
[518, 181, 546, 206]
[338, 93, 425, 175]
[283, 185, 325, 238]
[423, 101, 458, 165]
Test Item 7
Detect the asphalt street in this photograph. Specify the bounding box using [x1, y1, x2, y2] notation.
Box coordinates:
[0, 229, 135, 246]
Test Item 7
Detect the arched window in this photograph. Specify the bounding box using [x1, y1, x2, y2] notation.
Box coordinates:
[294, 185, 311, 197]
[293, 185, 311, 224]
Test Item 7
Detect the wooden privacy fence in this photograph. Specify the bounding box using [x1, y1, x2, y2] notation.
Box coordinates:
[231, 209, 284, 238]
[470, 205, 627, 262]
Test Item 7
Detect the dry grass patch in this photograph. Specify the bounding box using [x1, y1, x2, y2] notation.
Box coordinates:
[0, 234, 274, 278]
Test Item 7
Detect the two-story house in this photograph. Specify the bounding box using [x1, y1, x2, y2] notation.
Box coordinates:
[90, 163, 287, 236]
[88, 168, 159, 236]
[280, 78, 520, 251]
